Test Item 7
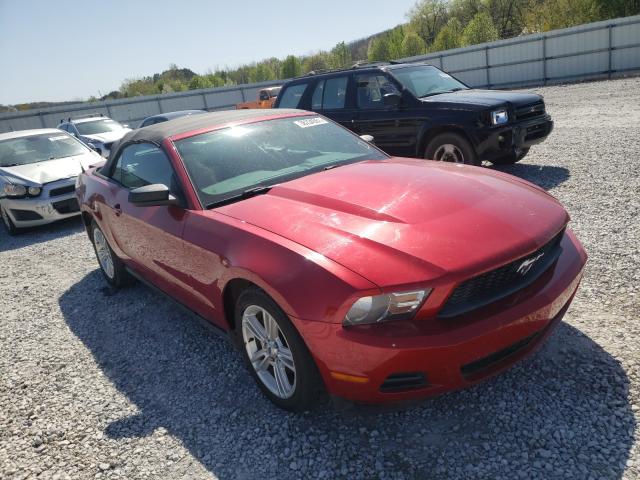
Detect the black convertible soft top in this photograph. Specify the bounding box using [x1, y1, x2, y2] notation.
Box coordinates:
[104, 108, 308, 171]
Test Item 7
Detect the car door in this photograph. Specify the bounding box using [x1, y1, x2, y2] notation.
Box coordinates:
[105, 142, 190, 295]
[352, 72, 421, 157]
[311, 75, 358, 133]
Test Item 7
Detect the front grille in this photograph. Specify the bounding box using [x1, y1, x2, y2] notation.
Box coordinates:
[515, 101, 545, 121]
[49, 184, 75, 197]
[10, 209, 43, 221]
[439, 229, 565, 318]
[461, 332, 539, 380]
[52, 198, 80, 214]
[379, 372, 428, 393]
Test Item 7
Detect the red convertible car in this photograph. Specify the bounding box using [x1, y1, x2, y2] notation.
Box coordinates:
[76, 109, 587, 411]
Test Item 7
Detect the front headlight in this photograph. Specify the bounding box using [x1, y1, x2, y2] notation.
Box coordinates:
[28, 186, 42, 196]
[343, 290, 430, 326]
[4, 184, 27, 197]
[491, 109, 509, 125]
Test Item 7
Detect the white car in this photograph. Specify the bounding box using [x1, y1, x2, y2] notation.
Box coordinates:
[58, 115, 131, 158]
[0, 128, 102, 235]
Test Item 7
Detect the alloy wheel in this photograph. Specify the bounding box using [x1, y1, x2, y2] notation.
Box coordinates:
[93, 228, 115, 279]
[433, 143, 465, 163]
[242, 305, 297, 399]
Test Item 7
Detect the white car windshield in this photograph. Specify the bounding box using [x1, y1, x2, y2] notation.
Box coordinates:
[76, 119, 125, 135]
[390, 65, 468, 98]
[0, 133, 88, 167]
[175, 115, 388, 208]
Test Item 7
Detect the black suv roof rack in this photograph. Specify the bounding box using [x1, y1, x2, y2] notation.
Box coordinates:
[298, 60, 403, 78]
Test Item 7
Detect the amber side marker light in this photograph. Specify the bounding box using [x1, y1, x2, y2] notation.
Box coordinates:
[330, 372, 370, 384]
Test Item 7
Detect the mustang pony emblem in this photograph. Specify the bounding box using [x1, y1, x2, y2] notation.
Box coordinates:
[517, 252, 545, 275]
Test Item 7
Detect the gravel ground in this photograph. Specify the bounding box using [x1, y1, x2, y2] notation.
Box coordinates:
[1, 77, 639, 480]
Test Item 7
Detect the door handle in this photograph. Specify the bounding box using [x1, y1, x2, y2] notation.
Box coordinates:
[112, 203, 122, 216]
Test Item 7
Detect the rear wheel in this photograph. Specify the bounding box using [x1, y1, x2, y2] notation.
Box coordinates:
[0, 205, 19, 236]
[91, 222, 131, 288]
[424, 132, 479, 166]
[236, 288, 322, 411]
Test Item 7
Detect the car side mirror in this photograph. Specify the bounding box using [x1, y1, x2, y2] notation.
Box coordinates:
[129, 184, 179, 207]
[383, 92, 401, 107]
[359, 134, 375, 144]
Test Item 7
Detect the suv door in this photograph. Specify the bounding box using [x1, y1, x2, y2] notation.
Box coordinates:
[104, 142, 189, 292]
[352, 72, 421, 157]
[309, 75, 357, 131]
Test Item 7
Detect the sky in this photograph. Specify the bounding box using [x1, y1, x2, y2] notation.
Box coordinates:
[0, 0, 417, 105]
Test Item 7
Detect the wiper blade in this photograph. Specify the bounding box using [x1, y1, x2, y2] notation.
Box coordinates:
[1, 163, 19, 167]
[205, 185, 273, 209]
[420, 88, 466, 98]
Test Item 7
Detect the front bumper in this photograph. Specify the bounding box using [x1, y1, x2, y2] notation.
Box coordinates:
[477, 114, 554, 160]
[0, 178, 80, 228]
[292, 229, 586, 403]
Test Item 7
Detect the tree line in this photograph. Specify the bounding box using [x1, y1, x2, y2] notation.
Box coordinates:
[6, 0, 639, 109]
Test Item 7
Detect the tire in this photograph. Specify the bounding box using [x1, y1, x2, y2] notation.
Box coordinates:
[235, 288, 323, 411]
[492, 147, 530, 165]
[90, 222, 131, 288]
[0, 205, 20, 236]
[424, 132, 479, 166]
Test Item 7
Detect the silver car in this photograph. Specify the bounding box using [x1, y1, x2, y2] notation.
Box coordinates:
[58, 114, 131, 158]
[0, 129, 102, 235]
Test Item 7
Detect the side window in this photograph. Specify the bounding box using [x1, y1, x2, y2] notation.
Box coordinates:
[322, 76, 348, 110]
[68, 124, 78, 136]
[278, 83, 308, 108]
[356, 74, 398, 109]
[59, 124, 68, 132]
[112, 143, 182, 198]
[311, 80, 324, 110]
[259, 90, 270, 101]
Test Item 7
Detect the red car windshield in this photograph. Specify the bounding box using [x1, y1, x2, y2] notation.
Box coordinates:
[174, 116, 388, 208]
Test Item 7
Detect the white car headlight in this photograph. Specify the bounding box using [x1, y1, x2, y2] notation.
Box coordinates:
[28, 186, 42, 196]
[343, 290, 430, 326]
[3, 184, 27, 197]
[491, 109, 509, 125]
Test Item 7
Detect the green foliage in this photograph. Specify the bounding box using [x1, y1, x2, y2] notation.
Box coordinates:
[329, 42, 352, 69]
[461, 11, 500, 45]
[402, 31, 427, 57]
[303, 53, 330, 74]
[431, 17, 463, 51]
[251, 62, 277, 83]
[281, 55, 302, 79]
[368, 35, 391, 61]
[407, 0, 450, 43]
[524, 0, 599, 31]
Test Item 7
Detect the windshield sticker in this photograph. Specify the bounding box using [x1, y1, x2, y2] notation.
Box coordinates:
[294, 117, 328, 128]
[48, 135, 69, 141]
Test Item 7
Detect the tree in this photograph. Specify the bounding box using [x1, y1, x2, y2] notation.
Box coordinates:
[523, 0, 599, 31]
[281, 55, 302, 79]
[303, 53, 330, 74]
[484, 0, 529, 38]
[386, 26, 406, 59]
[251, 62, 276, 83]
[461, 11, 499, 46]
[329, 42, 352, 69]
[431, 17, 463, 51]
[401, 31, 427, 57]
[368, 36, 391, 61]
[406, 0, 450, 44]
[594, 0, 640, 18]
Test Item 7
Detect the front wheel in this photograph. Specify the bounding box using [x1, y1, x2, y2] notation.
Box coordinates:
[0, 205, 19, 235]
[236, 288, 322, 411]
[91, 222, 132, 288]
[424, 132, 479, 166]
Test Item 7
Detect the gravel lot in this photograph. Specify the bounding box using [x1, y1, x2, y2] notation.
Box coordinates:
[1, 77, 639, 480]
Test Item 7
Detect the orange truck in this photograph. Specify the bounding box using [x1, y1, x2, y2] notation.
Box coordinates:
[236, 86, 282, 109]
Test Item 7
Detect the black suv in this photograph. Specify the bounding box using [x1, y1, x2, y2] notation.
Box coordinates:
[274, 62, 553, 165]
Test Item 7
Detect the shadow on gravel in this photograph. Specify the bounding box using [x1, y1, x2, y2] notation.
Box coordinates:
[0, 216, 83, 253]
[60, 272, 635, 480]
[490, 163, 571, 191]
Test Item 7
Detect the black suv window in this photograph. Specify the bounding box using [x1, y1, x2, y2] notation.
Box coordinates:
[112, 143, 180, 196]
[356, 74, 399, 109]
[278, 83, 308, 108]
[322, 76, 348, 110]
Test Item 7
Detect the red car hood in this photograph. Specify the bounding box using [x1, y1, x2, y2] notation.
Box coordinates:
[215, 158, 568, 288]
